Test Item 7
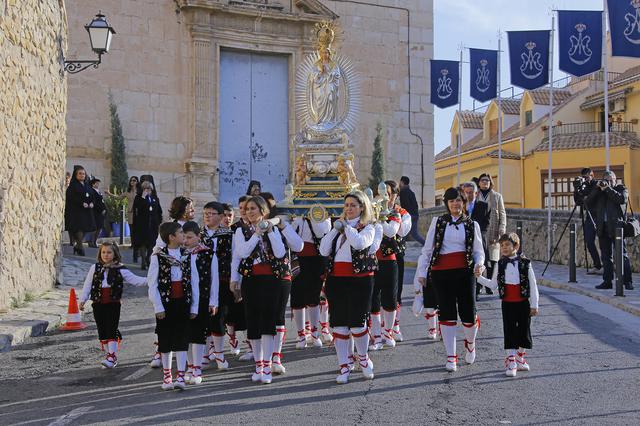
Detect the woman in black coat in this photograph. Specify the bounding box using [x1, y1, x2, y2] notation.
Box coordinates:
[89, 178, 106, 248]
[65, 166, 96, 256]
[132, 181, 162, 269]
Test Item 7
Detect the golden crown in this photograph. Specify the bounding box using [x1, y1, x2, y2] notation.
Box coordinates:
[315, 21, 338, 51]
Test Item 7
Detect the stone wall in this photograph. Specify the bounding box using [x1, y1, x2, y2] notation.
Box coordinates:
[0, 0, 68, 311]
[418, 207, 640, 272]
[65, 0, 434, 211]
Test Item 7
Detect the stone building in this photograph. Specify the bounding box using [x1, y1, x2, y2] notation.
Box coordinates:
[65, 0, 434, 210]
[0, 0, 68, 311]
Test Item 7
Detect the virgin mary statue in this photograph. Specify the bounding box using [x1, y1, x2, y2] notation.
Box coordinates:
[308, 47, 341, 131]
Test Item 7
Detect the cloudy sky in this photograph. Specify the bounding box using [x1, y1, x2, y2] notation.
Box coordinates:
[433, 0, 604, 154]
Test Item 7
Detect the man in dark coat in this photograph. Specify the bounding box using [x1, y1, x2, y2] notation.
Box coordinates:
[462, 181, 491, 299]
[584, 171, 633, 290]
[399, 176, 425, 245]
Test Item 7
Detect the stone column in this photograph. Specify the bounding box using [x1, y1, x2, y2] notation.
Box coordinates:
[186, 35, 218, 204]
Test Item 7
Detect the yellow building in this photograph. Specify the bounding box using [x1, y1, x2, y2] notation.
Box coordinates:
[435, 63, 640, 211]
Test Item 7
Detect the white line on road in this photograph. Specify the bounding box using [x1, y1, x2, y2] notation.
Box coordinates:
[123, 366, 151, 382]
[48, 406, 93, 426]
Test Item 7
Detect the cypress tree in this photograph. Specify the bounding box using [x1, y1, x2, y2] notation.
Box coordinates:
[369, 121, 385, 191]
[109, 94, 128, 192]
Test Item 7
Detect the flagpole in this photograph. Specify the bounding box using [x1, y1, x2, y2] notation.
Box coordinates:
[547, 14, 555, 261]
[457, 48, 463, 186]
[603, 0, 611, 171]
[497, 31, 503, 193]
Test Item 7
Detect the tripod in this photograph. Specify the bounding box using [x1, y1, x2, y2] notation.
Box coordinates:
[542, 204, 590, 276]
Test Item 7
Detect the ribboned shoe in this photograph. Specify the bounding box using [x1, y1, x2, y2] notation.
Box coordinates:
[184, 365, 194, 382]
[149, 351, 162, 368]
[516, 351, 530, 371]
[239, 351, 254, 362]
[427, 328, 439, 340]
[336, 365, 351, 384]
[295, 333, 307, 349]
[369, 336, 383, 351]
[174, 371, 186, 390]
[272, 353, 286, 375]
[190, 368, 203, 385]
[382, 330, 396, 348]
[311, 336, 323, 348]
[101, 353, 117, 369]
[161, 369, 173, 390]
[251, 362, 263, 383]
[261, 367, 273, 384]
[595, 282, 613, 289]
[464, 339, 476, 364]
[445, 355, 458, 372]
[505, 356, 517, 377]
[393, 325, 404, 342]
[321, 327, 333, 344]
[359, 356, 374, 380]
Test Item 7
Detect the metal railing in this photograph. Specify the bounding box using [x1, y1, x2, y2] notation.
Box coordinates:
[551, 121, 635, 136]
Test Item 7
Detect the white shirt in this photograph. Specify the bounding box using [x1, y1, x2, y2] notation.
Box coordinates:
[233, 226, 287, 263]
[147, 247, 199, 315]
[80, 264, 146, 303]
[369, 222, 384, 255]
[399, 211, 412, 238]
[190, 248, 220, 308]
[292, 217, 331, 244]
[477, 257, 539, 309]
[280, 223, 305, 253]
[415, 216, 485, 281]
[319, 217, 375, 262]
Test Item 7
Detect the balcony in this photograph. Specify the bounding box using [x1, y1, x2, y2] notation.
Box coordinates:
[550, 121, 635, 137]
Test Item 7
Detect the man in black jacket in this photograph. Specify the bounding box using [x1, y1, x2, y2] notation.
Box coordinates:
[399, 176, 425, 245]
[462, 182, 490, 300]
[585, 171, 633, 290]
[573, 168, 602, 272]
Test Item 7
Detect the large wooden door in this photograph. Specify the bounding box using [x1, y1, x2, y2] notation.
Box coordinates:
[219, 50, 289, 203]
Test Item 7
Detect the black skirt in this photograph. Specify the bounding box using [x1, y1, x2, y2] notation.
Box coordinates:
[291, 256, 326, 308]
[92, 302, 121, 341]
[156, 299, 191, 352]
[242, 275, 280, 340]
[325, 275, 374, 329]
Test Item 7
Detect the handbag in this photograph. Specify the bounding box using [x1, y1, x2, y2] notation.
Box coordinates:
[624, 203, 640, 238]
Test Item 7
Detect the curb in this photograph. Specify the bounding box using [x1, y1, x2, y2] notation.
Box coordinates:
[539, 278, 640, 317]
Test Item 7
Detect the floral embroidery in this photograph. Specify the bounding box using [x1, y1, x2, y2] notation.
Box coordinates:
[238, 226, 291, 279]
[325, 222, 378, 275]
[90, 263, 125, 303]
[157, 247, 192, 306]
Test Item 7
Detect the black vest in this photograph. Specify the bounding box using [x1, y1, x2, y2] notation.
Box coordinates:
[193, 246, 214, 305]
[90, 263, 125, 303]
[201, 228, 233, 281]
[325, 223, 378, 275]
[157, 247, 192, 306]
[496, 256, 531, 299]
[238, 226, 291, 279]
[428, 214, 475, 271]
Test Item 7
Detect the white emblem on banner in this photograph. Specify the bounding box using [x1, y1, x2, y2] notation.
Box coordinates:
[475, 59, 491, 93]
[624, 0, 640, 44]
[520, 41, 544, 80]
[437, 68, 453, 99]
[569, 23, 593, 65]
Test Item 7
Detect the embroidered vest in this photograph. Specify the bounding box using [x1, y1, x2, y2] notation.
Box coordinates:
[215, 230, 234, 281]
[325, 223, 378, 275]
[379, 221, 400, 257]
[238, 226, 291, 279]
[157, 247, 192, 306]
[394, 206, 408, 255]
[90, 263, 125, 302]
[193, 246, 214, 304]
[496, 256, 531, 299]
[427, 215, 475, 282]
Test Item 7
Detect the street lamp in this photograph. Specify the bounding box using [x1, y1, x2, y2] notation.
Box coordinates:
[63, 12, 116, 74]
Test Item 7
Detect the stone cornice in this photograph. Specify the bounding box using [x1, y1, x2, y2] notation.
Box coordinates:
[178, 0, 337, 23]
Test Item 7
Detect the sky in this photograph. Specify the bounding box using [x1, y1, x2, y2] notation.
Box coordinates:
[433, 0, 604, 155]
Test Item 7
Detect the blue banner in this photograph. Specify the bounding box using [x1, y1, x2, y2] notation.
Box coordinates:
[608, 0, 640, 57]
[508, 30, 551, 90]
[469, 48, 498, 103]
[558, 10, 603, 76]
[430, 59, 459, 109]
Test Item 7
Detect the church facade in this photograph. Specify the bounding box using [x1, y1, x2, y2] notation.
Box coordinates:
[65, 0, 434, 208]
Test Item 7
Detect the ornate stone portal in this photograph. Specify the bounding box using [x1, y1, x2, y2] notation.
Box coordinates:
[280, 21, 361, 216]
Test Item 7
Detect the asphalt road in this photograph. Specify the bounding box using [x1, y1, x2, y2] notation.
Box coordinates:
[0, 257, 639, 425]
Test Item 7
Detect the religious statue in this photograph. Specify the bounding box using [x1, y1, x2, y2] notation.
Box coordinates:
[294, 153, 308, 186]
[308, 45, 341, 130]
[337, 153, 357, 186]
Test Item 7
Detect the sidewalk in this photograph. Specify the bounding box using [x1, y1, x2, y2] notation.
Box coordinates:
[533, 261, 640, 317]
[0, 243, 143, 351]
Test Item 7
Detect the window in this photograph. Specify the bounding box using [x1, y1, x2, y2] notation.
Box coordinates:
[540, 167, 624, 210]
[525, 110, 533, 126]
[489, 118, 498, 137]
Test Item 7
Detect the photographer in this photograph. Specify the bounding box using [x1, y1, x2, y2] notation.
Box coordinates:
[573, 168, 602, 272]
[584, 171, 633, 290]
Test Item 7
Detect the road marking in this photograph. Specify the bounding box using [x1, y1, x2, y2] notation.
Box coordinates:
[48, 406, 93, 426]
[123, 366, 151, 381]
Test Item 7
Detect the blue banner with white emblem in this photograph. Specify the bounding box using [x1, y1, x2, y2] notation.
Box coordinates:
[558, 10, 603, 76]
[608, 0, 640, 57]
[430, 59, 459, 109]
[469, 48, 498, 103]
[507, 30, 551, 90]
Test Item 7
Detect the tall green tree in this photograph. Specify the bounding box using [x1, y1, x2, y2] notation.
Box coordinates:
[369, 121, 385, 191]
[109, 94, 128, 192]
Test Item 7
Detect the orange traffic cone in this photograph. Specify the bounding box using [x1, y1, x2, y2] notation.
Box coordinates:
[60, 288, 88, 331]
